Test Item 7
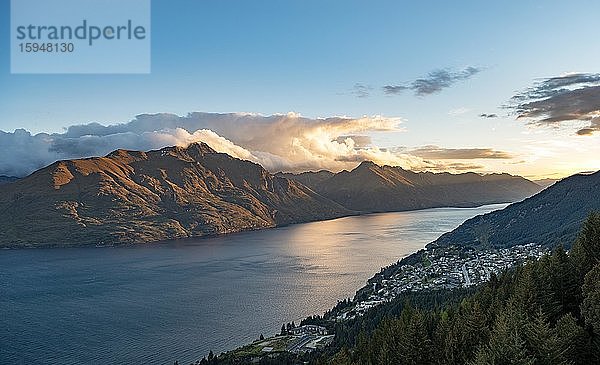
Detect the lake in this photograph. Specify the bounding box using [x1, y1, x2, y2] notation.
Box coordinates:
[0, 204, 506, 364]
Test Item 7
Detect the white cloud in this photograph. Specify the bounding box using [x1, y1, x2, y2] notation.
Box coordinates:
[0, 112, 516, 177]
[0, 113, 408, 176]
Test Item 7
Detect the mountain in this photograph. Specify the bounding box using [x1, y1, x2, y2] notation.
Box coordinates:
[534, 178, 559, 188]
[280, 161, 542, 212]
[431, 170, 600, 249]
[0, 175, 19, 185]
[276, 170, 334, 189]
[0, 143, 350, 248]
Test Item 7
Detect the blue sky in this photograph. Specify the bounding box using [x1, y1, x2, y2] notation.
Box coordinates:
[1, 0, 600, 178]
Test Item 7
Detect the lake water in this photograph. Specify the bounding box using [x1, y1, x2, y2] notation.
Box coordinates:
[0, 204, 506, 364]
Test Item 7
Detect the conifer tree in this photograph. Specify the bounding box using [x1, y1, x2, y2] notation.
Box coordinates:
[554, 313, 587, 364]
[524, 309, 569, 365]
[470, 308, 534, 365]
[582, 263, 600, 333]
[571, 212, 600, 278]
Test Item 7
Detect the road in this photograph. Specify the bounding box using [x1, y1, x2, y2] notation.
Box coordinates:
[286, 335, 314, 353]
[461, 264, 471, 286]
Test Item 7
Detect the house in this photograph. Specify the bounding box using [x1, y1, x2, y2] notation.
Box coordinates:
[289, 325, 328, 336]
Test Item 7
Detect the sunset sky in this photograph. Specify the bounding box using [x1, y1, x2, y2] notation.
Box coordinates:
[1, 0, 599, 179]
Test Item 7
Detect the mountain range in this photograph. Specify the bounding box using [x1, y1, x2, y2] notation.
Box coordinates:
[431, 170, 600, 249]
[279, 161, 541, 212]
[0, 143, 543, 248]
[0, 143, 349, 247]
[533, 178, 559, 188]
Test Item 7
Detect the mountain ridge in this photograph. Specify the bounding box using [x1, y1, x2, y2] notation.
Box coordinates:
[0, 175, 19, 185]
[279, 162, 542, 212]
[430, 170, 600, 249]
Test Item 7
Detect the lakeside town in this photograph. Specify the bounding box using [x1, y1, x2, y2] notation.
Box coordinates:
[337, 243, 548, 320]
[216, 242, 549, 362]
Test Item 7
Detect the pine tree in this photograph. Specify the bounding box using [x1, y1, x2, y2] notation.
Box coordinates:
[524, 309, 569, 365]
[464, 301, 489, 349]
[354, 327, 372, 365]
[331, 347, 353, 365]
[581, 263, 600, 333]
[548, 245, 581, 319]
[554, 313, 587, 364]
[433, 310, 453, 365]
[571, 212, 600, 279]
[470, 308, 534, 365]
[514, 264, 542, 317]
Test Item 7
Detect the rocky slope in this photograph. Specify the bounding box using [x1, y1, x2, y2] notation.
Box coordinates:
[280, 161, 542, 212]
[430, 170, 600, 249]
[0, 143, 350, 247]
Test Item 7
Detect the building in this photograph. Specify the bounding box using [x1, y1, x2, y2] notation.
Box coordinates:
[289, 325, 328, 336]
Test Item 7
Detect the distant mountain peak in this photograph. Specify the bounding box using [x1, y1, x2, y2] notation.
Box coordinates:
[352, 161, 384, 175]
[184, 142, 217, 155]
[105, 149, 148, 162]
[148, 142, 217, 159]
[354, 160, 409, 173]
[356, 160, 378, 169]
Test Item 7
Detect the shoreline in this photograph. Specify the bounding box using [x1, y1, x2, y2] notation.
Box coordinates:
[0, 202, 511, 249]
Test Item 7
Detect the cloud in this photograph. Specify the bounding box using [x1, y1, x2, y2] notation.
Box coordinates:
[576, 117, 600, 135]
[428, 162, 485, 171]
[0, 126, 260, 178]
[407, 145, 514, 160]
[351, 83, 372, 98]
[0, 129, 63, 179]
[0, 113, 411, 177]
[334, 135, 372, 147]
[479, 113, 498, 118]
[383, 67, 481, 96]
[0, 112, 516, 177]
[382, 85, 409, 95]
[508, 73, 600, 136]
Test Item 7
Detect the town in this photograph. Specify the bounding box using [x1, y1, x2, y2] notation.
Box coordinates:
[337, 243, 548, 319]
